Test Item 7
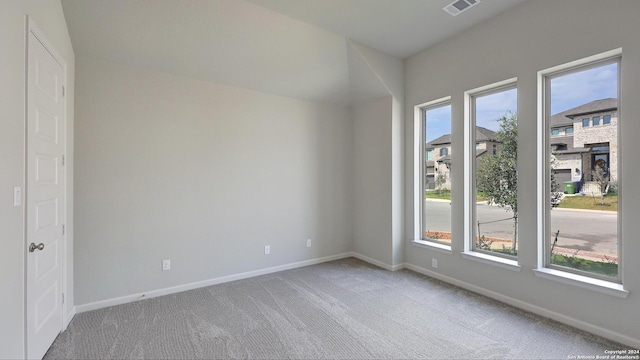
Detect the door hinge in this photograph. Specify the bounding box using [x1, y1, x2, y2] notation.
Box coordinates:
[62, 224, 65, 235]
[61, 155, 65, 166]
[62, 85, 65, 97]
[62, 293, 65, 304]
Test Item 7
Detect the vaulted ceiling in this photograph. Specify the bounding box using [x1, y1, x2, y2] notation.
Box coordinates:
[61, 0, 527, 106]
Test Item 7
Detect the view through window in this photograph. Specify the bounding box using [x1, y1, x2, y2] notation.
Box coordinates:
[546, 60, 619, 280]
[423, 103, 452, 244]
[471, 87, 518, 257]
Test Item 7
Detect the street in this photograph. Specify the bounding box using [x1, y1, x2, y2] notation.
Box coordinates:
[424, 200, 618, 258]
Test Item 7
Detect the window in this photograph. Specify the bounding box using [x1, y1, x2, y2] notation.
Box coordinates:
[540, 53, 620, 282]
[551, 128, 560, 136]
[466, 80, 518, 259]
[565, 126, 574, 134]
[416, 99, 452, 246]
[475, 142, 480, 149]
[603, 115, 611, 125]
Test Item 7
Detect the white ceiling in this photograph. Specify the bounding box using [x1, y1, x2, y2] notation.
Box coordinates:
[61, 0, 527, 106]
[248, 0, 527, 59]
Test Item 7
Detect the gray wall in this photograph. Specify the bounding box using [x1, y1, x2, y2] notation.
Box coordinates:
[349, 41, 405, 268]
[74, 57, 353, 305]
[404, 0, 640, 345]
[353, 97, 393, 265]
[0, 1, 75, 358]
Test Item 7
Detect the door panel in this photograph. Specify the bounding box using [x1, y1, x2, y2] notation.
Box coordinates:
[27, 29, 65, 360]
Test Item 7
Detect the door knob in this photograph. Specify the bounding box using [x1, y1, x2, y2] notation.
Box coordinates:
[29, 243, 45, 252]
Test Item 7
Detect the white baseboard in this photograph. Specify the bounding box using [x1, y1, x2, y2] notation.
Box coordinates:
[76, 252, 352, 313]
[403, 263, 640, 349]
[350, 252, 404, 271]
[63, 306, 76, 330]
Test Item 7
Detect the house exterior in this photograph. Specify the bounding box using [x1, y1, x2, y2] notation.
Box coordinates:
[426, 127, 499, 190]
[550, 98, 618, 189]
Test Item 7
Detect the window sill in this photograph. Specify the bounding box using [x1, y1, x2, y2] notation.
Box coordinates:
[461, 251, 521, 272]
[411, 240, 452, 254]
[532, 268, 628, 298]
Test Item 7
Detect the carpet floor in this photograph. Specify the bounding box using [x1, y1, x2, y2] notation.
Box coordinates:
[45, 258, 629, 359]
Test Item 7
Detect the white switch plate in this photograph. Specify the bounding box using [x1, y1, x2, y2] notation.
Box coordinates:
[264, 245, 270, 255]
[13, 187, 21, 207]
[432, 258, 438, 268]
[162, 259, 171, 271]
[306, 239, 312, 248]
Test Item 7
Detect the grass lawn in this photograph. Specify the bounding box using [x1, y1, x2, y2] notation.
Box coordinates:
[557, 193, 617, 211]
[483, 249, 617, 278]
[425, 190, 451, 200]
[551, 253, 618, 278]
[426, 191, 487, 202]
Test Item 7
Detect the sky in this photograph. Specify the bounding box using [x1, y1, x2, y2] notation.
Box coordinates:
[425, 62, 618, 143]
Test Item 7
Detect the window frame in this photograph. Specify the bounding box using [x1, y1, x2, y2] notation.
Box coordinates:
[464, 78, 519, 264]
[593, 116, 601, 126]
[603, 114, 611, 125]
[582, 118, 590, 127]
[537, 50, 622, 285]
[413, 96, 453, 250]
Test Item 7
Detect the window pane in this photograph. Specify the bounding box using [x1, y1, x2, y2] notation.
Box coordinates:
[566, 126, 574, 134]
[473, 87, 518, 257]
[551, 129, 560, 136]
[424, 104, 452, 244]
[548, 61, 619, 280]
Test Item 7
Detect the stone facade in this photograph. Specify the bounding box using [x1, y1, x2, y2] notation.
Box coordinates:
[550, 99, 618, 188]
[572, 110, 618, 181]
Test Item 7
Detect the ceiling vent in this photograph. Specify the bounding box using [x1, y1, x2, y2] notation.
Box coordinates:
[443, 0, 480, 16]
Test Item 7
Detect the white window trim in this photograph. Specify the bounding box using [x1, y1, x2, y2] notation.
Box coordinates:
[532, 268, 628, 298]
[461, 251, 521, 272]
[411, 239, 452, 254]
[412, 96, 452, 245]
[463, 78, 518, 261]
[536, 48, 624, 287]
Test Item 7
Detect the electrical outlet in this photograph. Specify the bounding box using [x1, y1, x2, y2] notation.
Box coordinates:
[306, 239, 312, 248]
[431, 258, 438, 269]
[162, 259, 171, 271]
[264, 245, 270, 255]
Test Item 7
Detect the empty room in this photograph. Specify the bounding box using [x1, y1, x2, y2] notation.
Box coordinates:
[2, 0, 639, 359]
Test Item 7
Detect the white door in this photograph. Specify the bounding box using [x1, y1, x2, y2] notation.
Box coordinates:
[26, 28, 65, 360]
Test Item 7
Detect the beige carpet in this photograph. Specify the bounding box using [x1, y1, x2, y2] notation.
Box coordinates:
[45, 258, 629, 359]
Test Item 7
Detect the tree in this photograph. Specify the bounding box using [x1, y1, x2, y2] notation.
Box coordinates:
[435, 168, 447, 196]
[550, 154, 564, 207]
[591, 164, 609, 205]
[477, 112, 518, 253]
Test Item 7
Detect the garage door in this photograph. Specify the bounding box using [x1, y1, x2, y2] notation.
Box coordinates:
[553, 169, 571, 191]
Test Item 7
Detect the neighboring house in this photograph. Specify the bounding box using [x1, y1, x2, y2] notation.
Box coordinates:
[425, 127, 499, 190]
[550, 98, 618, 189]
